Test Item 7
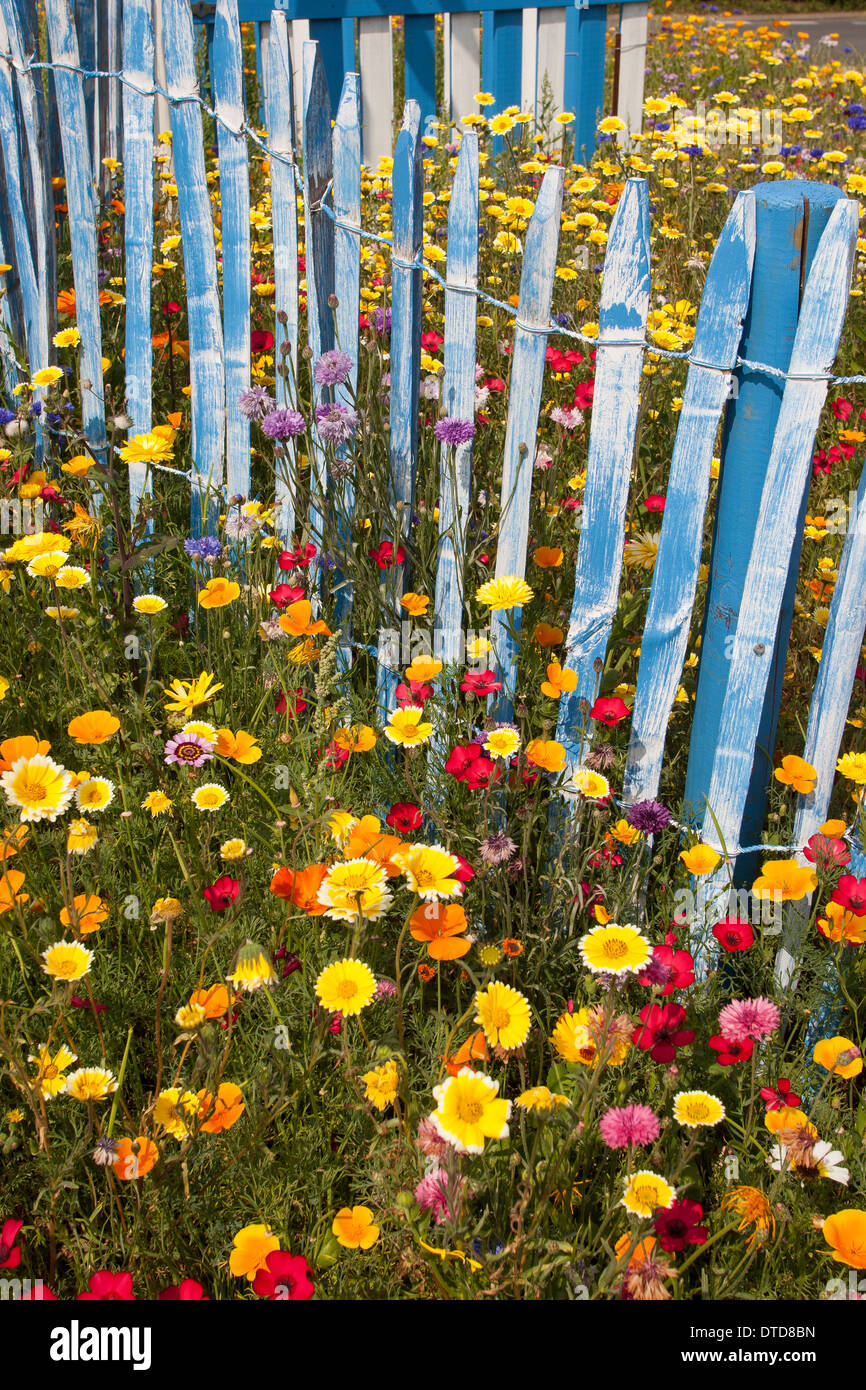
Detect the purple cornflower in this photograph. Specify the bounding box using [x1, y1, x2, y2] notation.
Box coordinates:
[599, 1103, 660, 1150]
[261, 408, 306, 440]
[314, 402, 358, 445]
[478, 832, 517, 866]
[434, 417, 476, 447]
[313, 349, 353, 387]
[237, 386, 276, 421]
[184, 536, 223, 562]
[626, 799, 672, 834]
[372, 306, 392, 335]
[164, 732, 214, 768]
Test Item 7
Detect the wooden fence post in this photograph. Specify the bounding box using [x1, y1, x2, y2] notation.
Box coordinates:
[566, 0, 606, 162]
[302, 39, 336, 561]
[266, 10, 299, 546]
[332, 69, 362, 660]
[121, 0, 155, 504]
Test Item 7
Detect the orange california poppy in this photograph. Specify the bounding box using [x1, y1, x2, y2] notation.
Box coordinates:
[0, 824, 28, 860]
[533, 546, 563, 569]
[342, 823, 405, 877]
[0, 868, 26, 916]
[442, 1028, 489, 1076]
[410, 901, 471, 960]
[189, 983, 233, 1019]
[0, 735, 51, 773]
[269, 863, 329, 915]
[59, 892, 108, 936]
[67, 710, 120, 745]
[278, 599, 313, 637]
[197, 1082, 245, 1133]
[532, 623, 564, 647]
[114, 1136, 159, 1180]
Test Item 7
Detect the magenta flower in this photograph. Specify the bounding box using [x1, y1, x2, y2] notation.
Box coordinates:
[599, 1103, 660, 1150]
[164, 731, 214, 768]
[77, 1270, 136, 1300]
[717, 996, 780, 1044]
[415, 1168, 464, 1224]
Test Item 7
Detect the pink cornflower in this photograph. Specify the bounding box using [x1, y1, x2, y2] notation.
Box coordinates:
[599, 1103, 660, 1150]
[718, 996, 780, 1044]
[416, 1116, 452, 1162]
[414, 1169, 464, 1224]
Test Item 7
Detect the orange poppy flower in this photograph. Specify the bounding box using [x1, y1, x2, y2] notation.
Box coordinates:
[442, 1028, 488, 1076]
[189, 983, 233, 1019]
[269, 863, 329, 915]
[278, 600, 313, 636]
[197, 1082, 245, 1133]
[342, 821, 405, 877]
[0, 735, 51, 773]
[114, 1136, 159, 1180]
[0, 867, 26, 916]
[533, 546, 563, 568]
[67, 710, 120, 745]
[410, 901, 471, 960]
[540, 660, 578, 699]
[59, 892, 108, 936]
[0, 824, 28, 860]
[532, 622, 564, 647]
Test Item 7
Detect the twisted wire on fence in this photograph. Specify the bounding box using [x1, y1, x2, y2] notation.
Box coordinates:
[7, 51, 866, 389]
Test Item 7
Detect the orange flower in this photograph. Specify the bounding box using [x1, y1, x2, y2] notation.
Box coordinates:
[278, 599, 313, 637]
[67, 710, 120, 745]
[614, 1233, 657, 1267]
[0, 735, 51, 773]
[0, 867, 26, 915]
[214, 728, 262, 764]
[823, 1209, 866, 1269]
[197, 1081, 245, 1133]
[57, 288, 76, 319]
[114, 1136, 159, 1180]
[269, 863, 329, 915]
[442, 1028, 488, 1076]
[410, 901, 471, 960]
[0, 824, 28, 860]
[334, 724, 377, 753]
[533, 546, 563, 568]
[773, 754, 817, 795]
[59, 892, 108, 936]
[502, 938, 523, 957]
[532, 622, 564, 647]
[342, 820, 404, 876]
[540, 661, 577, 699]
[813, 1036, 863, 1079]
[818, 900, 866, 945]
[417, 962, 436, 982]
[189, 983, 233, 1019]
[525, 738, 566, 772]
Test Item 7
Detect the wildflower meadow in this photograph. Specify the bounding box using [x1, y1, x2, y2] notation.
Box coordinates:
[2, 1, 866, 1328]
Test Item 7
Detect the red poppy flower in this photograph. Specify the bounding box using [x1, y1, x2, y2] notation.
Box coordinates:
[369, 541, 405, 569]
[803, 833, 850, 869]
[0, 1219, 22, 1269]
[708, 1034, 754, 1065]
[275, 687, 308, 716]
[711, 917, 754, 952]
[253, 1250, 315, 1300]
[632, 1002, 694, 1063]
[250, 330, 275, 354]
[589, 696, 629, 727]
[452, 854, 475, 884]
[203, 876, 240, 912]
[421, 331, 444, 351]
[760, 1078, 802, 1112]
[832, 397, 853, 420]
[573, 379, 594, 410]
[322, 741, 349, 770]
[832, 874, 866, 917]
[70, 994, 108, 1013]
[643, 494, 666, 513]
[654, 1199, 707, 1253]
[395, 678, 432, 708]
[278, 543, 317, 570]
[460, 669, 503, 696]
[159, 1279, 209, 1299]
[637, 944, 694, 996]
[386, 801, 422, 832]
[445, 745, 500, 790]
[269, 583, 305, 609]
[78, 1271, 136, 1300]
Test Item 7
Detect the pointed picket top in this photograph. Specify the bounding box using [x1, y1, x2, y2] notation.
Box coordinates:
[266, 10, 299, 546]
[488, 163, 564, 721]
[700, 197, 858, 858]
[554, 178, 650, 775]
[302, 40, 336, 562]
[332, 71, 362, 665]
[376, 99, 423, 719]
[623, 191, 756, 805]
[162, 0, 226, 538]
[213, 0, 251, 502]
[774, 460, 866, 988]
[434, 128, 479, 670]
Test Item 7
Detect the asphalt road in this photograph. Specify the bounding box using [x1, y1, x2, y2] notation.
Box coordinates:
[662, 12, 866, 57]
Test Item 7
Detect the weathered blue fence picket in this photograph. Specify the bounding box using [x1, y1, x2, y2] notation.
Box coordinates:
[0, 0, 862, 1038]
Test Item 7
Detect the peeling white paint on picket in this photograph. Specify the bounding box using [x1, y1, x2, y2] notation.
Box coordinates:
[266, 11, 299, 547]
[121, 0, 155, 515]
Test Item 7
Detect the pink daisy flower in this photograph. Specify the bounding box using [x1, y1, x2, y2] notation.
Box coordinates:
[718, 996, 780, 1044]
[599, 1103, 660, 1150]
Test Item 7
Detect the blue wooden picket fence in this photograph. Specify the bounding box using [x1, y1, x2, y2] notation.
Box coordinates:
[0, 0, 864, 1025]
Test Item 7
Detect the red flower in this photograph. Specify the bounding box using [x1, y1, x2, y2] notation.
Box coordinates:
[21, 1283, 58, 1299]
[369, 541, 405, 569]
[643, 494, 666, 513]
[78, 1271, 136, 1300]
[322, 741, 350, 770]
[159, 1279, 209, 1299]
[386, 801, 422, 832]
[632, 1002, 694, 1062]
[482, 376, 506, 392]
[832, 397, 853, 420]
[203, 876, 240, 912]
[253, 1250, 315, 1300]
[573, 379, 594, 410]
[813, 450, 831, 475]
[654, 1199, 707, 1253]
[711, 918, 754, 952]
[452, 854, 475, 884]
[460, 669, 503, 696]
[278, 543, 317, 570]
[637, 944, 694, 996]
[760, 1078, 802, 1112]
[445, 744, 500, 790]
[275, 687, 307, 716]
[708, 1034, 754, 1065]
[250, 330, 274, 354]
[70, 994, 107, 1012]
[0, 1218, 22, 1269]
[269, 583, 305, 609]
[831, 874, 866, 917]
[395, 678, 432, 708]
[421, 331, 444, 351]
[589, 696, 629, 727]
[803, 833, 850, 869]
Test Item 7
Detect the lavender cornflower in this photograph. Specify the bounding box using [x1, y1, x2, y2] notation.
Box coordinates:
[479, 832, 517, 867]
[184, 536, 223, 562]
[434, 416, 476, 447]
[261, 408, 306, 440]
[314, 402, 358, 445]
[237, 385, 276, 421]
[372, 306, 391, 335]
[313, 349, 353, 387]
[626, 799, 672, 834]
